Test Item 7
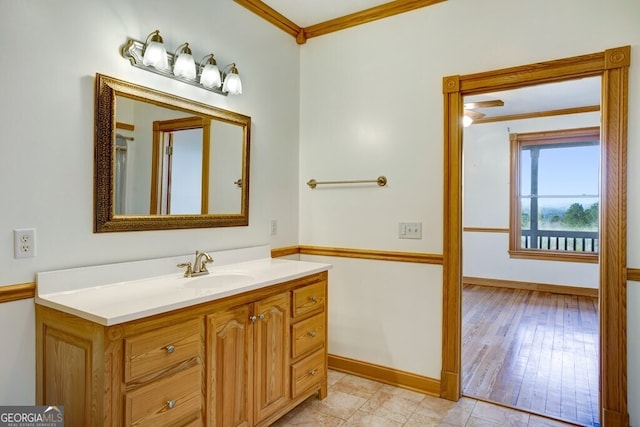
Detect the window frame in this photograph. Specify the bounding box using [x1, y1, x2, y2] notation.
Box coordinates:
[509, 126, 600, 263]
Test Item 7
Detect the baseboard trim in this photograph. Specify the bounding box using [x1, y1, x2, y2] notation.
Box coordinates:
[0, 282, 36, 303]
[628, 268, 640, 282]
[463, 276, 598, 298]
[328, 354, 440, 397]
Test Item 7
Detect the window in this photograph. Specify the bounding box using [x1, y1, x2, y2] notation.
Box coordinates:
[509, 127, 600, 263]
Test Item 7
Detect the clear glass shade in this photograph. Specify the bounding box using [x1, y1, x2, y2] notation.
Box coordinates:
[200, 63, 221, 88]
[173, 52, 196, 80]
[222, 73, 242, 95]
[142, 41, 168, 69]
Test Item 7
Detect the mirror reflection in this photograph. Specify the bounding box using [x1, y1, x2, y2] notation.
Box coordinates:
[95, 74, 250, 232]
[115, 96, 243, 216]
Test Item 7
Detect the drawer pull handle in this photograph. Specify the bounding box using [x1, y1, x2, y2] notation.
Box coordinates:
[249, 315, 257, 322]
[167, 400, 176, 409]
[309, 296, 317, 302]
[309, 369, 317, 376]
[309, 331, 317, 338]
[258, 313, 265, 320]
[165, 345, 176, 353]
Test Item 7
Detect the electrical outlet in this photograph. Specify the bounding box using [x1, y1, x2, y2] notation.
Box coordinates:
[270, 219, 278, 236]
[399, 222, 422, 239]
[14, 228, 36, 258]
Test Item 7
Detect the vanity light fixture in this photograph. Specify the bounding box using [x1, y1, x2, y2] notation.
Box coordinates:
[121, 30, 242, 96]
[462, 115, 473, 127]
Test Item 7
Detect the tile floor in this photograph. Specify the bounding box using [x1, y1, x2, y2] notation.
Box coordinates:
[272, 370, 580, 427]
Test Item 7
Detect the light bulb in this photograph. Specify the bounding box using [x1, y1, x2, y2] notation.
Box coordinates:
[222, 65, 242, 95]
[142, 31, 168, 69]
[173, 43, 196, 80]
[200, 63, 221, 88]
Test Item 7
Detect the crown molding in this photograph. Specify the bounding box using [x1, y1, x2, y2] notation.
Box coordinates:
[235, 0, 446, 44]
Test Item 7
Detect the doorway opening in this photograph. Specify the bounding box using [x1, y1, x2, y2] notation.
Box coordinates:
[460, 81, 601, 425]
[150, 116, 211, 215]
[441, 46, 630, 427]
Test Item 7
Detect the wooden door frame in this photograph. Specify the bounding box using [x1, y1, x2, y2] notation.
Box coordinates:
[150, 116, 211, 214]
[441, 46, 630, 427]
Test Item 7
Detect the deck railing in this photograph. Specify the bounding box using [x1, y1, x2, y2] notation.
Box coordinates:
[521, 229, 599, 252]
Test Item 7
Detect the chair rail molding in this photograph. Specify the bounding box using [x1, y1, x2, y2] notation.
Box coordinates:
[0, 282, 36, 303]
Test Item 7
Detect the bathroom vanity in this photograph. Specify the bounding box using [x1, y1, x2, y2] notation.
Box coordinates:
[35, 246, 330, 426]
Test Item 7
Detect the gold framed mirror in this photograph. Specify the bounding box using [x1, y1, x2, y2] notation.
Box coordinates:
[94, 73, 250, 232]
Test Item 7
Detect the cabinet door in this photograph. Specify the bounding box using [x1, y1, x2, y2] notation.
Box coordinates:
[253, 292, 290, 423]
[207, 305, 253, 427]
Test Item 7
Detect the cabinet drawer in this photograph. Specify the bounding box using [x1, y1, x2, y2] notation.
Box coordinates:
[292, 282, 325, 318]
[291, 349, 325, 398]
[125, 319, 201, 382]
[124, 364, 202, 427]
[291, 313, 325, 359]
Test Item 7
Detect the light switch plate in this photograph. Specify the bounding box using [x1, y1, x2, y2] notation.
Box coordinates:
[399, 222, 422, 239]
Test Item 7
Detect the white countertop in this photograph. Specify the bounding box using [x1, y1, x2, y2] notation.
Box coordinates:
[36, 246, 331, 326]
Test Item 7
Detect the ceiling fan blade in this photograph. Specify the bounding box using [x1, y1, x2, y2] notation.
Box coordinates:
[464, 99, 504, 109]
[464, 109, 485, 120]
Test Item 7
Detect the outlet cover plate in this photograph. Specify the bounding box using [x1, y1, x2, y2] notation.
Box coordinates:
[14, 228, 36, 258]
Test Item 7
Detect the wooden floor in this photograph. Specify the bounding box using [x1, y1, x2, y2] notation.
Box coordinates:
[462, 284, 599, 427]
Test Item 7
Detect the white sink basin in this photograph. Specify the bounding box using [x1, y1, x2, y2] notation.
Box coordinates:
[181, 272, 255, 289]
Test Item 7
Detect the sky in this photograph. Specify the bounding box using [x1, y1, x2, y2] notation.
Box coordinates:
[520, 144, 600, 209]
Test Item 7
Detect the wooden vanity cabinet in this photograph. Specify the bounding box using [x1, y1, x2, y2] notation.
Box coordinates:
[36, 271, 328, 427]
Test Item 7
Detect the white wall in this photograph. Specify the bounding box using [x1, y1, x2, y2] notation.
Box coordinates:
[298, 0, 640, 422]
[302, 254, 443, 379]
[0, 0, 300, 404]
[463, 113, 600, 288]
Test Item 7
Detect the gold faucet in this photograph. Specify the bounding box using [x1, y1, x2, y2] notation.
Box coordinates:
[194, 250, 214, 275]
[177, 250, 214, 277]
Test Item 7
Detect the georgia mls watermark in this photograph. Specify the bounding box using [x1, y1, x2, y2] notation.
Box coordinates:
[0, 406, 63, 427]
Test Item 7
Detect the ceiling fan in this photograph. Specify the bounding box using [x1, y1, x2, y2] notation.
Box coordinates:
[463, 99, 504, 126]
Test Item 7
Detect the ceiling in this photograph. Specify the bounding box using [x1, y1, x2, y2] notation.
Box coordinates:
[261, 0, 392, 27]
[464, 77, 601, 123]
